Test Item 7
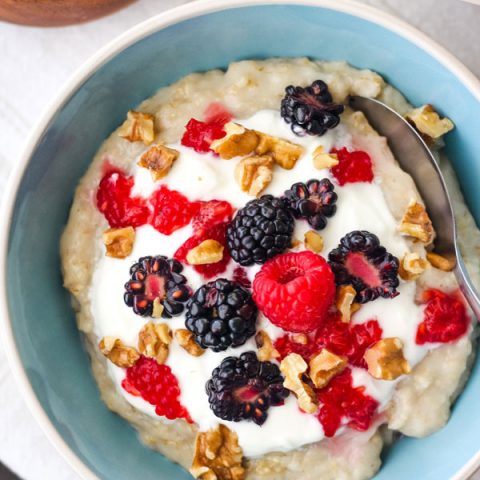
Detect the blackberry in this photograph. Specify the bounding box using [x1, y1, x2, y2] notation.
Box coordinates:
[328, 231, 400, 303]
[185, 279, 257, 352]
[124, 256, 191, 318]
[227, 195, 294, 266]
[280, 80, 344, 136]
[206, 351, 289, 425]
[282, 179, 337, 230]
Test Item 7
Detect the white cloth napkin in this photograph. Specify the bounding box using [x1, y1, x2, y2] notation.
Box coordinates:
[0, 0, 479, 478]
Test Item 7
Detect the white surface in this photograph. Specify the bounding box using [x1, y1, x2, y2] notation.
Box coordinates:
[0, 0, 479, 479]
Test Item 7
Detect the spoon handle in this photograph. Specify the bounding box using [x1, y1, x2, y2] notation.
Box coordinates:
[454, 253, 480, 320]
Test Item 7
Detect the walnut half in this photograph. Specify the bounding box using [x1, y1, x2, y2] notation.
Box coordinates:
[399, 200, 434, 244]
[99, 337, 139, 368]
[103, 227, 135, 259]
[138, 322, 172, 364]
[137, 144, 179, 181]
[118, 110, 156, 145]
[234, 155, 273, 197]
[309, 349, 347, 389]
[191, 425, 245, 480]
[405, 104, 454, 140]
[280, 353, 318, 414]
[364, 337, 411, 380]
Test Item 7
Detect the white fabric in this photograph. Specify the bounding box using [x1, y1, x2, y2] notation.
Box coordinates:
[0, 0, 479, 478]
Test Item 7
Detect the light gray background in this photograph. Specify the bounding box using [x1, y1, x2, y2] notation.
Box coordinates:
[0, 0, 479, 478]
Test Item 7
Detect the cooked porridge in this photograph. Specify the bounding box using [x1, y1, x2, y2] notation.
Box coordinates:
[61, 58, 480, 479]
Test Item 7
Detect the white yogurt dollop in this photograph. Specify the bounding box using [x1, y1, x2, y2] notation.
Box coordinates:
[90, 110, 430, 457]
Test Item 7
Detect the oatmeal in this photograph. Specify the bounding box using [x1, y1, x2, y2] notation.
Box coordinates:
[61, 58, 479, 480]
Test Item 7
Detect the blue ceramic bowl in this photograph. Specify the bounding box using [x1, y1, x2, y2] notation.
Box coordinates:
[1, 1, 480, 479]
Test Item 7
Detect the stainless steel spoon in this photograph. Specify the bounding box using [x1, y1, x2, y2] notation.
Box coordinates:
[349, 95, 480, 319]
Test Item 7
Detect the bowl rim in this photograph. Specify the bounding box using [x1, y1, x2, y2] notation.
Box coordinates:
[1, 1, 480, 479]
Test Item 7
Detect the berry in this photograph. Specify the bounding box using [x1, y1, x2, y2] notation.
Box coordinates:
[206, 351, 289, 425]
[253, 251, 336, 333]
[232, 267, 251, 289]
[282, 179, 337, 230]
[122, 356, 192, 422]
[227, 195, 294, 266]
[203, 102, 233, 124]
[315, 316, 383, 368]
[280, 80, 344, 136]
[185, 279, 258, 352]
[96, 169, 150, 228]
[330, 147, 374, 186]
[192, 200, 234, 236]
[416, 289, 469, 344]
[274, 315, 382, 368]
[328, 231, 400, 303]
[181, 118, 227, 153]
[149, 185, 201, 235]
[316, 368, 378, 437]
[124, 256, 191, 318]
[174, 222, 231, 279]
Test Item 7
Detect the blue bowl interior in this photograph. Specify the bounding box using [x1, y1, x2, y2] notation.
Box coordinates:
[7, 4, 480, 479]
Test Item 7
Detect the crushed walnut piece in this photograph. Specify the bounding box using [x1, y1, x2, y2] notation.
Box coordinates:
[309, 349, 347, 389]
[137, 144, 179, 181]
[99, 337, 139, 368]
[304, 230, 324, 253]
[364, 337, 411, 381]
[175, 329, 205, 357]
[186, 239, 224, 265]
[405, 104, 454, 140]
[398, 252, 429, 281]
[292, 334, 308, 345]
[335, 285, 357, 323]
[234, 155, 274, 196]
[312, 145, 339, 170]
[426, 252, 456, 272]
[210, 122, 259, 159]
[102, 227, 135, 259]
[255, 330, 279, 362]
[280, 353, 318, 414]
[291, 238, 302, 249]
[399, 200, 434, 244]
[152, 298, 164, 318]
[138, 322, 172, 364]
[255, 132, 304, 170]
[190, 424, 245, 480]
[118, 110, 156, 145]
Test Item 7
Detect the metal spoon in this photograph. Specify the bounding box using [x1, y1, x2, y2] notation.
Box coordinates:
[349, 95, 480, 319]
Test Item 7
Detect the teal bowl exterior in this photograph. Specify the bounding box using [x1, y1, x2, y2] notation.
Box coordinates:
[2, 1, 480, 479]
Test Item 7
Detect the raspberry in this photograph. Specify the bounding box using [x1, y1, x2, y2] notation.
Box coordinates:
[416, 289, 469, 344]
[122, 356, 192, 422]
[274, 333, 319, 360]
[203, 102, 233, 124]
[192, 200, 234, 236]
[316, 368, 378, 437]
[232, 267, 251, 289]
[330, 147, 374, 186]
[174, 222, 231, 279]
[253, 251, 336, 333]
[96, 170, 150, 228]
[181, 118, 227, 153]
[274, 315, 382, 368]
[149, 185, 201, 235]
[316, 316, 383, 368]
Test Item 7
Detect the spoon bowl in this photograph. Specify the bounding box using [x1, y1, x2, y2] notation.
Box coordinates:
[349, 95, 480, 319]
